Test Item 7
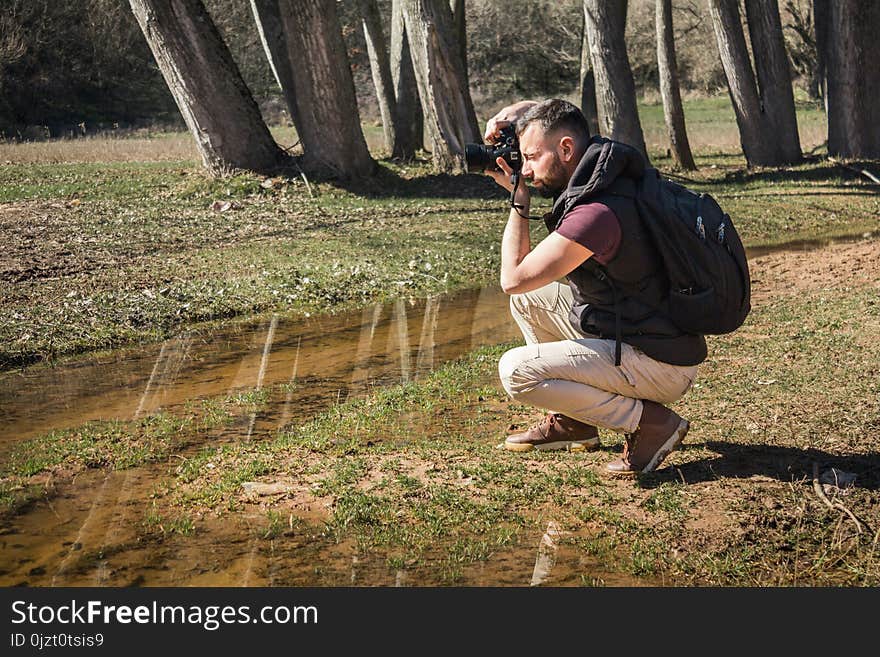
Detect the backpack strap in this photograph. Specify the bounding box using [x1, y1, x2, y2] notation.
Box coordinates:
[594, 265, 623, 367]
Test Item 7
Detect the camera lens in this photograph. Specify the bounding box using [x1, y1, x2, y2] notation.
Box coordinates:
[464, 144, 494, 172]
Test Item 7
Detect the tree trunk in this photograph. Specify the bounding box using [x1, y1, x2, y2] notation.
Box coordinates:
[129, 0, 285, 175]
[390, 0, 423, 158]
[578, 4, 600, 137]
[826, 1, 880, 158]
[813, 0, 829, 114]
[249, 0, 301, 129]
[402, 0, 480, 172]
[357, 0, 401, 157]
[582, 0, 649, 164]
[744, 0, 802, 163]
[707, 0, 777, 166]
[276, 0, 374, 179]
[450, 0, 469, 91]
[656, 0, 696, 170]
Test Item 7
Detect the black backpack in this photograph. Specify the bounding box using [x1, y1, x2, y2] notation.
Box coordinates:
[589, 166, 751, 354]
[625, 168, 751, 336]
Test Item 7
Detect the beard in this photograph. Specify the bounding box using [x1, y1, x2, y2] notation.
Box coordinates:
[530, 153, 568, 198]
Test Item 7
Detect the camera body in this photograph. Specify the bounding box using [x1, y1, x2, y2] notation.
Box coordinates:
[465, 124, 521, 173]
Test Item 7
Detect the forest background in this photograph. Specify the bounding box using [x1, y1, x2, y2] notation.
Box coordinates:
[0, 0, 819, 140]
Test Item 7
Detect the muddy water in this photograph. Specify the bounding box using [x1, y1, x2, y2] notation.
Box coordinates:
[0, 287, 513, 451]
[0, 286, 650, 586]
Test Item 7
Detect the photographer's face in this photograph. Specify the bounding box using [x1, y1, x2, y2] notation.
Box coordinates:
[519, 124, 571, 198]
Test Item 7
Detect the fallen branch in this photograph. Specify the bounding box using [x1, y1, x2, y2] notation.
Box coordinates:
[828, 157, 880, 184]
[813, 462, 863, 534]
[812, 462, 835, 510]
[835, 502, 864, 534]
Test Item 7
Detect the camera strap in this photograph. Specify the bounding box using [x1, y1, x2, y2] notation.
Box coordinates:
[509, 172, 535, 220]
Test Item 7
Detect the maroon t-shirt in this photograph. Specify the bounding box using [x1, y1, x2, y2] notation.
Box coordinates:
[554, 202, 622, 265]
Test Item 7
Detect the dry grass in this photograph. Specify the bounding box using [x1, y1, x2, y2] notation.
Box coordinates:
[0, 131, 197, 164]
[0, 124, 387, 165]
[0, 95, 828, 165]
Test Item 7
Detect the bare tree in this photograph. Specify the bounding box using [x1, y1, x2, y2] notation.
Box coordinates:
[129, 0, 285, 175]
[252, 0, 374, 178]
[707, 0, 778, 166]
[578, 5, 599, 137]
[825, 1, 880, 158]
[744, 0, 801, 163]
[656, 0, 696, 170]
[450, 0, 469, 90]
[390, 0, 424, 158]
[782, 0, 820, 101]
[402, 0, 480, 172]
[813, 0, 829, 113]
[357, 0, 402, 157]
[582, 0, 649, 163]
[249, 0, 301, 128]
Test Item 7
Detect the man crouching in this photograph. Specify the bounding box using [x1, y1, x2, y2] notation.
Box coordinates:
[484, 99, 704, 475]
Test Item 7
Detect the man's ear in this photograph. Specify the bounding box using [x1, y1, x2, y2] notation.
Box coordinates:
[558, 135, 576, 162]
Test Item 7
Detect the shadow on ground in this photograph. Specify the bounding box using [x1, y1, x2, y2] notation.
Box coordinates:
[642, 442, 880, 490]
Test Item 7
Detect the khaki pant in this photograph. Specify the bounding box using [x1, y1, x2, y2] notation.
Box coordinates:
[498, 282, 698, 433]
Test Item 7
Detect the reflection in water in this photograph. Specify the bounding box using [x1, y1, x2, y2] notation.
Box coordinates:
[0, 286, 539, 586]
[530, 520, 564, 586]
[0, 287, 516, 451]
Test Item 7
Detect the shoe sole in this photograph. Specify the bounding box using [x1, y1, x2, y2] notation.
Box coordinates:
[642, 418, 689, 473]
[499, 437, 601, 453]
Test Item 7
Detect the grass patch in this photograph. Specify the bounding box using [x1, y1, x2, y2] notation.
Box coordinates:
[0, 390, 272, 517]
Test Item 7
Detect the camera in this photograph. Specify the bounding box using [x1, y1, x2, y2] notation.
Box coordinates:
[464, 124, 521, 173]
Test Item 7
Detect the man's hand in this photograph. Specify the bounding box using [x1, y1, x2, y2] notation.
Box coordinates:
[486, 156, 530, 209]
[483, 100, 537, 143]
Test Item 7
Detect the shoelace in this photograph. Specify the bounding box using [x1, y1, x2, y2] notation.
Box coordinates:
[530, 413, 559, 438]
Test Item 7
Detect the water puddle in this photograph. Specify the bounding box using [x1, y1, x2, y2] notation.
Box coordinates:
[744, 231, 876, 260]
[0, 287, 514, 452]
[4, 286, 592, 586]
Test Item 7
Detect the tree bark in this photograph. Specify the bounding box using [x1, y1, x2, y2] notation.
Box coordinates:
[276, 0, 374, 179]
[656, 0, 696, 170]
[129, 0, 285, 175]
[826, 1, 880, 158]
[744, 0, 802, 163]
[582, 0, 649, 164]
[390, 0, 423, 158]
[450, 0, 469, 91]
[357, 0, 401, 157]
[249, 0, 301, 129]
[578, 4, 600, 137]
[707, 0, 777, 166]
[813, 0, 829, 114]
[402, 0, 480, 172]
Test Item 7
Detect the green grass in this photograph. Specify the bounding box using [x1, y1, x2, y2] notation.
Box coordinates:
[0, 389, 272, 517]
[2, 93, 877, 370]
[5, 262, 880, 583]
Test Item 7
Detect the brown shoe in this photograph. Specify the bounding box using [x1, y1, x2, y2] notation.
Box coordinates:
[606, 400, 689, 475]
[502, 413, 600, 452]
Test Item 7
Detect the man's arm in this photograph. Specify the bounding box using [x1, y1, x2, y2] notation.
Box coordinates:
[500, 216, 593, 294]
[492, 157, 593, 295]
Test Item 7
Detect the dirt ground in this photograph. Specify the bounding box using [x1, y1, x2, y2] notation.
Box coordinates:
[748, 234, 880, 300]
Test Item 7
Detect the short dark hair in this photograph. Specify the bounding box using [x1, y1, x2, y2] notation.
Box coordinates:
[515, 99, 591, 143]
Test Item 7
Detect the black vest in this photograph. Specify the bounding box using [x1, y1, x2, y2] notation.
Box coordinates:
[544, 137, 707, 367]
